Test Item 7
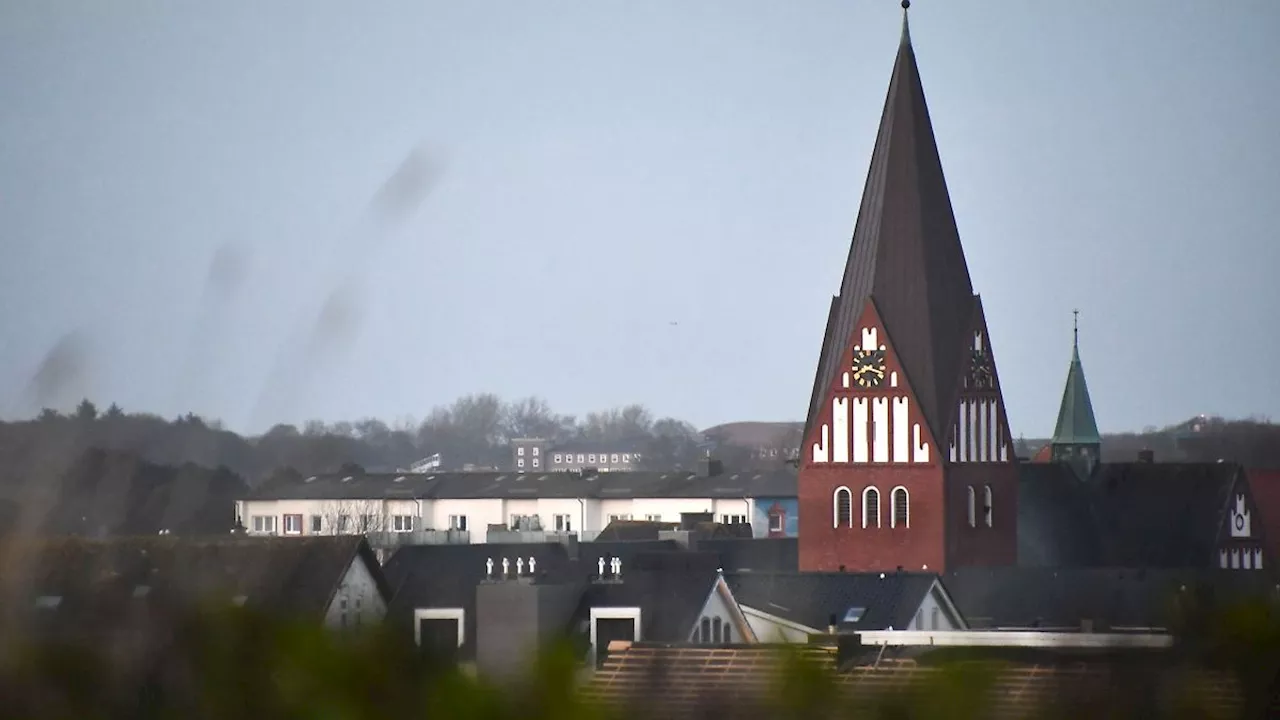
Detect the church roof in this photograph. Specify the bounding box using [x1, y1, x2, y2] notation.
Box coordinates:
[1051, 317, 1102, 445]
[805, 6, 976, 445]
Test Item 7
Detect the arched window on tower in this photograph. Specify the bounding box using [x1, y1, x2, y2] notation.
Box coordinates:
[712, 617, 723, 643]
[983, 485, 993, 528]
[967, 486, 976, 528]
[833, 487, 853, 528]
[891, 486, 910, 528]
[862, 487, 880, 529]
[700, 617, 711, 643]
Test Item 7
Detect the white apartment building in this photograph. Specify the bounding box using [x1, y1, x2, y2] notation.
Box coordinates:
[236, 467, 796, 544]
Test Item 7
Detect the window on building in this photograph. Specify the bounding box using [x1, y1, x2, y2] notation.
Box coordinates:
[354, 597, 362, 627]
[891, 487, 910, 528]
[517, 458, 525, 468]
[310, 515, 322, 534]
[449, 515, 468, 531]
[983, 485, 993, 528]
[532, 447, 540, 456]
[967, 486, 976, 528]
[712, 617, 723, 643]
[337, 515, 350, 533]
[931, 607, 939, 630]
[621, 454, 631, 463]
[862, 487, 880, 529]
[916, 609, 924, 629]
[554, 454, 562, 463]
[834, 487, 853, 528]
[645, 513, 662, 522]
[768, 511, 785, 533]
[392, 515, 415, 532]
[588, 454, 596, 463]
[577, 454, 585, 464]
[611, 454, 620, 463]
[721, 514, 747, 525]
[358, 514, 378, 532]
[532, 459, 540, 468]
[251, 515, 277, 534]
[700, 617, 711, 643]
[554, 514, 572, 532]
[607, 514, 632, 523]
[282, 514, 303, 535]
[517, 447, 525, 456]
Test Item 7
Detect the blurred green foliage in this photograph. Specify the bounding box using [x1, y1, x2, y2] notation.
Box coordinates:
[0, 598, 1276, 720]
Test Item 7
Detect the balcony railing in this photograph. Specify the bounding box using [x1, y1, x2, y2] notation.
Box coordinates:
[485, 528, 579, 544]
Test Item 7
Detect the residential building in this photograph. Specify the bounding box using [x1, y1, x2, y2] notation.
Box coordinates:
[237, 465, 796, 545]
[797, 1, 1018, 572]
[380, 540, 756, 676]
[510, 437, 648, 473]
[8, 535, 392, 642]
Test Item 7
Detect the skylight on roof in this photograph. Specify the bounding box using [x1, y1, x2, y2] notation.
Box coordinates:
[842, 606, 866, 623]
[393, 476, 406, 483]
[341, 476, 353, 483]
[304, 476, 317, 483]
[35, 596, 61, 609]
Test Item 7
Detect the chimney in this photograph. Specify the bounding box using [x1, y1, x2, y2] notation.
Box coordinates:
[696, 456, 724, 477]
[1138, 449, 1154, 463]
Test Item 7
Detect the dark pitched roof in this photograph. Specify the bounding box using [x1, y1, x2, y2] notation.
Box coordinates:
[1, 535, 387, 637]
[946, 566, 1277, 630]
[1018, 461, 1242, 568]
[804, 11, 975, 447]
[724, 571, 939, 631]
[244, 468, 797, 502]
[381, 541, 575, 657]
[1051, 323, 1102, 446]
[576, 553, 726, 642]
[695, 538, 798, 573]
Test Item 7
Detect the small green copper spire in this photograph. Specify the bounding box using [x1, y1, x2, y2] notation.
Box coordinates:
[1052, 311, 1101, 446]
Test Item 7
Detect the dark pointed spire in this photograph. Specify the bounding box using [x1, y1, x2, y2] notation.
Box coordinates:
[901, 0, 911, 45]
[1052, 312, 1101, 447]
[804, 1, 976, 446]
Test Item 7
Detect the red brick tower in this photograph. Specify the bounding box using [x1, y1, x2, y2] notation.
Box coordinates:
[797, 3, 1018, 573]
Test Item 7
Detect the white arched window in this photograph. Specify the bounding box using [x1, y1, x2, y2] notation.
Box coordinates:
[862, 487, 880, 529]
[967, 486, 976, 528]
[833, 486, 853, 528]
[891, 486, 910, 528]
[983, 485, 993, 528]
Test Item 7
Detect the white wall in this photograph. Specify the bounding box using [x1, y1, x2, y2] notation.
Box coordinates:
[907, 586, 963, 631]
[241, 495, 767, 542]
[322, 555, 386, 629]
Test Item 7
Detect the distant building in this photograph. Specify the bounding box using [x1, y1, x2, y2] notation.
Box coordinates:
[1048, 313, 1102, 478]
[509, 437, 645, 473]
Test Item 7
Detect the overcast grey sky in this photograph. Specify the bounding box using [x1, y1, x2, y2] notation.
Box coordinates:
[2, 1, 1277, 438]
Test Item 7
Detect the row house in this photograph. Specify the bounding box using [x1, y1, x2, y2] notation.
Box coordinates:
[236, 461, 798, 546]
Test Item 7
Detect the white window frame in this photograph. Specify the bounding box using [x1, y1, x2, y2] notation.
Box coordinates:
[532, 458, 540, 468]
[621, 454, 630, 463]
[768, 511, 784, 533]
[392, 515, 415, 532]
[252, 515, 277, 534]
[517, 447, 525, 456]
[833, 486, 853, 528]
[612, 454, 620, 463]
[983, 485, 993, 528]
[589, 607, 642, 666]
[861, 487, 880, 529]
[645, 514, 662, 522]
[449, 514, 468, 531]
[577, 454, 585, 464]
[532, 447, 540, 456]
[413, 607, 466, 648]
[310, 515, 323, 534]
[517, 458, 525, 468]
[282, 514, 302, 535]
[967, 485, 976, 528]
[554, 454, 563, 463]
[891, 486, 910, 529]
[588, 454, 596, 463]
[554, 514, 572, 532]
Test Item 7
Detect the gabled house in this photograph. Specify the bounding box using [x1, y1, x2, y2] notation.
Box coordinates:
[724, 571, 966, 643]
[2, 535, 392, 646]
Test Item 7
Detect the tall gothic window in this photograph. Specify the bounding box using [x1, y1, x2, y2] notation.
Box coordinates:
[833, 487, 853, 528]
[983, 485, 993, 528]
[891, 487, 910, 528]
[967, 486, 976, 528]
[862, 487, 880, 529]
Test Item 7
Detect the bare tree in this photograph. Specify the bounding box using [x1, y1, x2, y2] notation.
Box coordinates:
[318, 499, 387, 534]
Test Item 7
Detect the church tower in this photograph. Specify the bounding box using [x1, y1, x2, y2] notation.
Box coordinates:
[797, 2, 1018, 573]
[1049, 311, 1102, 478]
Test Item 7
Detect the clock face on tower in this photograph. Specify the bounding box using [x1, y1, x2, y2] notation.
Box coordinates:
[851, 348, 887, 389]
[969, 350, 993, 389]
